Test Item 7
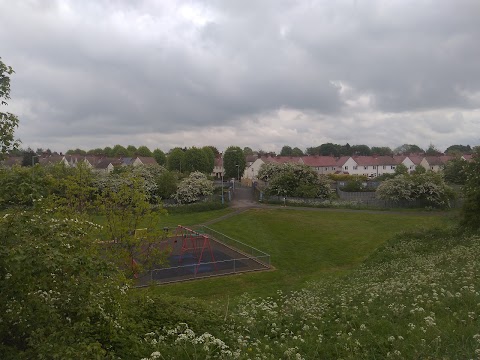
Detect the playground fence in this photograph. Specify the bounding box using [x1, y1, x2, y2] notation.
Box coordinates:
[136, 226, 271, 286]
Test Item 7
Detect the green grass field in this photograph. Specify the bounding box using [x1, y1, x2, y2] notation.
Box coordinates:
[154, 208, 447, 300]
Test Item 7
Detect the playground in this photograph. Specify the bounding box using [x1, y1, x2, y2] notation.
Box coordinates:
[135, 225, 271, 286]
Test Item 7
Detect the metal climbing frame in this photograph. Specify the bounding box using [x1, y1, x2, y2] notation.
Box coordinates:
[174, 225, 217, 274]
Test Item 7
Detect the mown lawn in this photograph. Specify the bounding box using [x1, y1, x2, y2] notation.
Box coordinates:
[89, 207, 234, 234]
[155, 208, 448, 300]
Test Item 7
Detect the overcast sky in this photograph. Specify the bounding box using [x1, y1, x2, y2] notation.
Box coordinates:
[1, 0, 479, 153]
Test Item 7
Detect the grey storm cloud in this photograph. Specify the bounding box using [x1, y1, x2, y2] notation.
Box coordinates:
[0, 0, 479, 151]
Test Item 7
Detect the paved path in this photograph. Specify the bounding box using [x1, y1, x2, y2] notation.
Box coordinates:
[230, 185, 257, 208]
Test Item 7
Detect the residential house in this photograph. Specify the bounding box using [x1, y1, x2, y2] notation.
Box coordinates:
[402, 155, 418, 173]
[1, 156, 22, 167]
[38, 155, 69, 167]
[132, 156, 158, 166]
[420, 156, 451, 172]
[300, 156, 338, 175]
[243, 156, 302, 180]
[213, 155, 224, 179]
[94, 158, 122, 173]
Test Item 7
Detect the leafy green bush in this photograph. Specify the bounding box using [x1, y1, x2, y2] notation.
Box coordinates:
[165, 201, 228, 214]
[461, 148, 480, 230]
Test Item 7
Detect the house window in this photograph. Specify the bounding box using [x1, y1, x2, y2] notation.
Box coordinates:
[364, 166, 368, 170]
[373, 166, 377, 169]
[431, 166, 434, 170]
[391, 166, 396, 169]
[344, 166, 348, 170]
[353, 166, 358, 170]
[410, 166, 414, 169]
[324, 167, 328, 171]
[383, 166, 386, 169]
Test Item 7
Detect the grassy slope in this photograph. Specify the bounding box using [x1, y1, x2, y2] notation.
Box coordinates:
[156, 209, 446, 300]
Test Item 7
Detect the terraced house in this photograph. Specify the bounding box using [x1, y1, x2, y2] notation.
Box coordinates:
[242, 154, 470, 180]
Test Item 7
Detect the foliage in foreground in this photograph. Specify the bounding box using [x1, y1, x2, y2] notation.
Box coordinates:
[1, 58, 20, 158]
[0, 203, 130, 359]
[142, 228, 480, 359]
[461, 148, 480, 230]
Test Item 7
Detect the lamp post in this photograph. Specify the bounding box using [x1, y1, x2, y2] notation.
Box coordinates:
[31, 154, 39, 185]
[32, 154, 39, 167]
[221, 172, 224, 204]
[236, 164, 239, 181]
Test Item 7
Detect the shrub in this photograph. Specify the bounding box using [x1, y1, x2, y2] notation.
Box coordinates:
[173, 171, 214, 204]
[376, 172, 454, 208]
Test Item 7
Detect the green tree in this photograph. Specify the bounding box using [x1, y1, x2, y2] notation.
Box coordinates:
[21, 147, 39, 167]
[412, 164, 427, 175]
[66, 148, 86, 155]
[202, 146, 215, 174]
[445, 144, 472, 155]
[112, 144, 129, 157]
[87, 148, 104, 156]
[351, 144, 371, 156]
[394, 163, 409, 176]
[426, 143, 442, 156]
[137, 145, 153, 157]
[0, 58, 20, 159]
[127, 144, 137, 156]
[223, 146, 245, 179]
[319, 143, 341, 156]
[152, 148, 166, 165]
[0, 204, 129, 358]
[371, 146, 393, 156]
[56, 162, 96, 214]
[156, 170, 178, 199]
[206, 145, 220, 156]
[443, 157, 467, 185]
[0, 164, 53, 208]
[167, 147, 186, 172]
[184, 147, 208, 173]
[394, 144, 424, 154]
[461, 148, 480, 230]
[280, 145, 293, 156]
[96, 172, 166, 276]
[104, 146, 114, 157]
[243, 146, 253, 156]
[292, 147, 304, 156]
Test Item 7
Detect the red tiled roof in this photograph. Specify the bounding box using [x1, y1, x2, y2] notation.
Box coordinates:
[301, 156, 337, 167]
[38, 155, 65, 165]
[95, 158, 122, 169]
[260, 156, 302, 164]
[136, 156, 158, 165]
[1, 156, 22, 167]
[335, 156, 351, 166]
[214, 156, 223, 167]
[406, 155, 424, 165]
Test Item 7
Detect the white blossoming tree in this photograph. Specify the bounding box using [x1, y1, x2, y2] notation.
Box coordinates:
[258, 163, 331, 199]
[173, 171, 214, 204]
[376, 172, 454, 208]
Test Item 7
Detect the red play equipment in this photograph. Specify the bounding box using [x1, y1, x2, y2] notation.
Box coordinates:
[175, 225, 217, 274]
